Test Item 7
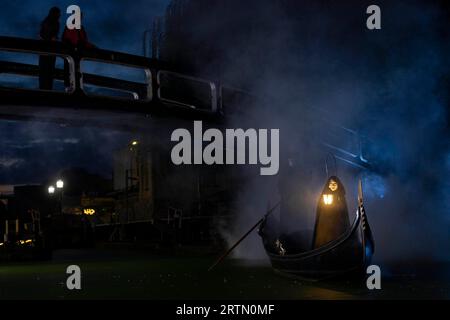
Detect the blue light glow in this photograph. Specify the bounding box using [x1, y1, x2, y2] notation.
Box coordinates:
[363, 174, 387, 199]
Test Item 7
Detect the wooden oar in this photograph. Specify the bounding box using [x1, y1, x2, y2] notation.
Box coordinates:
[208, 200, 281, 271]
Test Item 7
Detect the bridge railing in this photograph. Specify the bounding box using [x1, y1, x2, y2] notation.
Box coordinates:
[0, 36, 217, 112]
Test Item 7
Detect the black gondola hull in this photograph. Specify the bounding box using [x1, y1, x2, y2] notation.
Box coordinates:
[262, 209, 374, 280]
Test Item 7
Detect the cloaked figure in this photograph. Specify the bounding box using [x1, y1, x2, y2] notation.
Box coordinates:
[39, 7, 61, 90]
[312, 176, 350, 249]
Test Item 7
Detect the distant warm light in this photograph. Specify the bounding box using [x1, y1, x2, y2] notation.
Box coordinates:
[18, 239, 33, 245]
[328, 179, 338, 192]
[56, 179, 64, 189]
[131, 140, 138, 146]
[48, 186, 55, 194]
[84, 208, 95, 215]
[323, 194, 334, 205]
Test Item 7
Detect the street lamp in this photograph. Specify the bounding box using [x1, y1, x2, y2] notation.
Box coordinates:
[48, 180, 64, 215]
[48, 186, 55, 194]
[56, 179, 64, 189]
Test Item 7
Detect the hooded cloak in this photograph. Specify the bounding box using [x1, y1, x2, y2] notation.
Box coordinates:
[312, 176, 350, 248]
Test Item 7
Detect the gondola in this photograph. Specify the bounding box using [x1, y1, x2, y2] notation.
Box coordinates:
[259, 179, 374, 280]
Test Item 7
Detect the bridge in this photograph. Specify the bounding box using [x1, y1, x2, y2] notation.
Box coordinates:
[0, 36, 371, 169]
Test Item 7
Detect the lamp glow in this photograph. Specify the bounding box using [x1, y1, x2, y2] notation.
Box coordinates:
[83, 208, 95, 215]
[323, 194, 333, 205]
[48, 186, 55, 194]
[56, 179, 64, 189]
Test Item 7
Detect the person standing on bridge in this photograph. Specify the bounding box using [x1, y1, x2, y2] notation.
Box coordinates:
[38, 7, 61, 90]
[62, 11, 96, 89]
[61, 12, 95, 49]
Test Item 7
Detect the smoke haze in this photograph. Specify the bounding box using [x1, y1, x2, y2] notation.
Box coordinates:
[161, 0, 450, 264]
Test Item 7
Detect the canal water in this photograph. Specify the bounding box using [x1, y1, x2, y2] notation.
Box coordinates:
[0, 248, 449, 299]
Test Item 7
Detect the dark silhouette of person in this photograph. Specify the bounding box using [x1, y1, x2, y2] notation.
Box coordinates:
[62, 12, 96, 88]
[39, 7, 61, 90]
[312, 176, 350, 249]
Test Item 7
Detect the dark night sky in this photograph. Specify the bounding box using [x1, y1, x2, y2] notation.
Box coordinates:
[0, 0, 169, 188]
[0, 0, 168, 54]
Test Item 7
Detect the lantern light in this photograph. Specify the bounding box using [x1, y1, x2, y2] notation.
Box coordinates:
[323, 194, 334, 205]
[48, 186, 55, 194]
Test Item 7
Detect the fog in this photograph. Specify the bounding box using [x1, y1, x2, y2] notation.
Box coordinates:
[165, 0, 449, 264]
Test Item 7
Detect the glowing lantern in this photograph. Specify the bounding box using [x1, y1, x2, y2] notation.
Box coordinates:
[323, 194, 334, 205]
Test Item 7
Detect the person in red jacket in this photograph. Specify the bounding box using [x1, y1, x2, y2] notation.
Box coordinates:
[62, 11, 95, 49]
[62, 12, 96, 88]
[62, 25, 95, 49]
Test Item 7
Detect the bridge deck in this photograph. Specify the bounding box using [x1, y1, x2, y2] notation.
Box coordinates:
[0, 36, 370, 169]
